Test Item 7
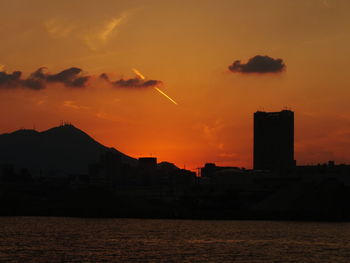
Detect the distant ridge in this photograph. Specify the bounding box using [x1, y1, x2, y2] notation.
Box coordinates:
[0, 124, 137, 174]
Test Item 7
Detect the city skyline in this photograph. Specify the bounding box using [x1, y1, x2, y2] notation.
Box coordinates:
[1, 2, 350, 262]
[0, 108, 343, 173]
[1, 0, 350, 170]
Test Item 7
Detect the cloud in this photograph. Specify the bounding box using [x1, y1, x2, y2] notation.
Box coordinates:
[39, 67, 89, 88]
[44, 18, 76, 39]
[100, 13, 128, 42]
[0, 67, 163, 91]
[44, 12, 130, 51]
[0, 71, 23, 88]
[100, 73, 162, 88]
[99, 73, 110, 81]
[84, 12, 129, 50]
[22, 78, 46, 90]
[0, 67, 90, 90]
[228, 55, 285, 74]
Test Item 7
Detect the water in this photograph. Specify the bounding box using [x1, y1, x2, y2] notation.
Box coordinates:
[0, 217, 349, 262]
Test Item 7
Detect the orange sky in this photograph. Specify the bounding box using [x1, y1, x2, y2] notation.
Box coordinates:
[1, 0, 350, 170]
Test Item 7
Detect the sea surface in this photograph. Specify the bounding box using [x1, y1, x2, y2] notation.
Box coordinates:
[0, 217, 349, 262]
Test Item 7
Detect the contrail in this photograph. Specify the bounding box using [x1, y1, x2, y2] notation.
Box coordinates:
[132, 68, 178, 105]
[154, 87, 178, 105]
[132, 68, 145, 80]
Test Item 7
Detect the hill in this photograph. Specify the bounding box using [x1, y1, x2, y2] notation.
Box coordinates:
[0, 124, 137, 174]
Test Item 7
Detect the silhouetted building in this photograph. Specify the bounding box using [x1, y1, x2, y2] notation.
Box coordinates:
[201, 163, 217, 178]
[201, 163, 240, 178]
[254, 110, 295, 170]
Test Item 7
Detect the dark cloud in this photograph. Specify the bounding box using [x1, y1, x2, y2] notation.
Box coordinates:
[228, 55, 285, 74]
[71, 76, 89, 87]
[30, 67, 47, 79]
[31, 67, 89, 88]
[21, 78, 45, 90]
[0, 67, 90, 90]
[99, 73, 110, 81]
[100, 74, 162, 88]
[142, 80, 162, 87]
[0, 68, 161, 91]
[114, 78, 141, 87]
[0, 71, 22, 88]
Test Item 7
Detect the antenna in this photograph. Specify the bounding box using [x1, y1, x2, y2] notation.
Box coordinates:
[62, 121, 72, 126]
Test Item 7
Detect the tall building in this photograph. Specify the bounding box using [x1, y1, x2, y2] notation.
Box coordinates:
[253, 110, 295, 170]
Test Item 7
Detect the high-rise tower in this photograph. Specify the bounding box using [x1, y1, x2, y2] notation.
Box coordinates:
[253, 110, 295, 170]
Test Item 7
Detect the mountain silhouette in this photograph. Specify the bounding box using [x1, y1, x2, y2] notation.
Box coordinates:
[0, 124, 137, 174]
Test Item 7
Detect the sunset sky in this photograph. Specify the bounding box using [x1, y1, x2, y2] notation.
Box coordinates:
[1, 0, 350, 170]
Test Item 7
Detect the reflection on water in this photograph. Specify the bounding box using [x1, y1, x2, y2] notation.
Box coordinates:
[0, 217, 349, 262]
